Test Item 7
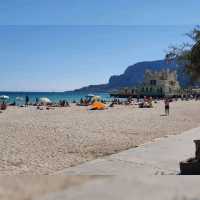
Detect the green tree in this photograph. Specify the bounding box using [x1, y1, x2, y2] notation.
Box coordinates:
[166, 26, 200, 83]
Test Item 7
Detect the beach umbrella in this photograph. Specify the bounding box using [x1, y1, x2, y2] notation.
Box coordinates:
[39, 97, 51, 104]
[0, 95, 9, 100]
[92, 95, 101, 102]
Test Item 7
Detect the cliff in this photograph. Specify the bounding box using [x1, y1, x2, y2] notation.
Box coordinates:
[71, 59, 189, 93]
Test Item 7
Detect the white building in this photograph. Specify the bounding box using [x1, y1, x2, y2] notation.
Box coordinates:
[139, 69, 180, 97]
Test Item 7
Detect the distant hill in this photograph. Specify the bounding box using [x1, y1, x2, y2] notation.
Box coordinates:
[70, 59, 190, 93]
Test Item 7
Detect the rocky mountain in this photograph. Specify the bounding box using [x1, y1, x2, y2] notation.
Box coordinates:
[71, 59, 190, 93]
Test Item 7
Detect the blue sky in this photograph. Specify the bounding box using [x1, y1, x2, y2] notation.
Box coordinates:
[0, 0, 199, 91]
[0, 0, 199, 25]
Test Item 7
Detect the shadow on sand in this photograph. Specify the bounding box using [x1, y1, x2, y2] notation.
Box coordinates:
[160, 114, 167, 117]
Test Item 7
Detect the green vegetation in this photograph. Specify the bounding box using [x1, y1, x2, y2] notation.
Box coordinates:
[166, 26, 200, 83]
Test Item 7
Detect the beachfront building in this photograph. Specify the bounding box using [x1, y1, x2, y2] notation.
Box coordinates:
[110, 69, 181, 98]
[138, 69, 181, 97]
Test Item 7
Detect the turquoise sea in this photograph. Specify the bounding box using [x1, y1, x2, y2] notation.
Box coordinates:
[0, 91, 112, 104]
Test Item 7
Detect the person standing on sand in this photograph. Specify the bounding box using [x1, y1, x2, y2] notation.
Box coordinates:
[164, 98, 170, 115]
[25, 96, 29, 106]
[36, 97, 39, 105]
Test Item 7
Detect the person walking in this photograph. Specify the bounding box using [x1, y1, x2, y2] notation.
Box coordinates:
[164, 98, 170, 115]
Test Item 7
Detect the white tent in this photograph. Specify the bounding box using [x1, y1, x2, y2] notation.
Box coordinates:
[39, 97, 51, 104]
[0, 95, 9, 100]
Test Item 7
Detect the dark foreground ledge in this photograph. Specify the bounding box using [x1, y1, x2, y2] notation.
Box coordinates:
[180, 140, 200, 175]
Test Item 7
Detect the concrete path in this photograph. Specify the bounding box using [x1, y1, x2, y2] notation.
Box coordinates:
[57, 126, 200, 175]
[38, 127, 200, 200]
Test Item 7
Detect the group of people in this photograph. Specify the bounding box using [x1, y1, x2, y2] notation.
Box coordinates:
[78, 98, 106, 106]
[78, 98, 90, 106]
[109, 96, 171, 116]
[2, 93, 200, 116]
[59, 100, 70, 107]
[181, 94, 200, 101]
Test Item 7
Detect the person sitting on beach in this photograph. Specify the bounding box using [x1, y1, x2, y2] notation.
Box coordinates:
[77, 98, 88, 106]
[80, 98, 84, 104]
[109, 101, 115, 107]
[65, 101, 70, 107]
[148, 97, 153, 108]
[59, 100, 65, 107]
[128, 96, 132, 104]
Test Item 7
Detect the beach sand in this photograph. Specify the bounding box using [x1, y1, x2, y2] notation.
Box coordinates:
[0, 100, 200, 200]
[0, 176, 99, 200]
[0, 100, 200, 175]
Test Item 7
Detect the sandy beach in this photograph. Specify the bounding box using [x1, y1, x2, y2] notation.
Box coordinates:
[0, 176, 100, 200]
[0, 100, 200, 175]
[0, 100, 200, 200]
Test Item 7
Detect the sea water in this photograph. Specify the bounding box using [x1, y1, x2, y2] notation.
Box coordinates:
[0, 91, 112, 104]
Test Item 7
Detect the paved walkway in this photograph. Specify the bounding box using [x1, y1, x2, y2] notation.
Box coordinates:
[38, 127, 200, 200]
